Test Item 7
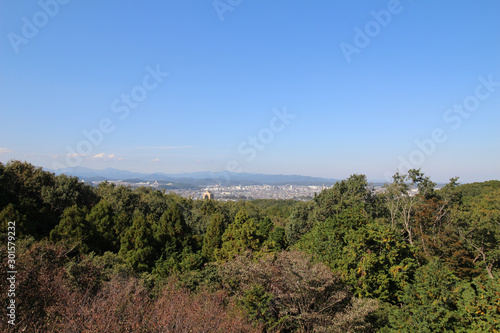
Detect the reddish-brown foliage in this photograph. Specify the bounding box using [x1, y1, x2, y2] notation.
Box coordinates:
[414, 198, 478, 278]
[0, 240, 69, 332]
[220, 251, 378, 332]
[48, 276, 260, 332]
[0, 241, 260, 332]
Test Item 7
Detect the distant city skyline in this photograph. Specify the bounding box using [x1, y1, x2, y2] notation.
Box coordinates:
[1, 1, 499, 184]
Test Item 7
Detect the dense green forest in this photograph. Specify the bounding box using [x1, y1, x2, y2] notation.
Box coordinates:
[1, 160, 499, 332]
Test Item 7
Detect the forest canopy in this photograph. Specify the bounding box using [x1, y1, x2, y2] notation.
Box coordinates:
[0, 160, 499, 332]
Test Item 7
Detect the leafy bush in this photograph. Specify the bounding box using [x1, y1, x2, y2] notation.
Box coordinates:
[219, 251, 378, 332]
[297, 209, 416, 303]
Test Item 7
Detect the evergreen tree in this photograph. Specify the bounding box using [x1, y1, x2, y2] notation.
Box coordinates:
[153, 203, 195, 275]
[454, 188, 500, 279]
[216, 209, 261, 261]
[256, 216, 273, 242]
[264, 226, 288, 251]
[0, 203, 26, 234]
[386, 259, 461, 332]
[285, 201, 314, 246]
[202, 212, 225, 261]
[3, 161, 58, 237]
[119, 211, 155, 272]
[42, 173, 98, 213]
[154, 202, 190, 255]
[50, 205, 94, 253]
[87, 200, 119, 253]
[297, 209, 415, 303]
[313, 174, 372, 221]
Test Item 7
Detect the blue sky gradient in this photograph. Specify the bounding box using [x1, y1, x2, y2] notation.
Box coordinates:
[1, 0, 499, 182]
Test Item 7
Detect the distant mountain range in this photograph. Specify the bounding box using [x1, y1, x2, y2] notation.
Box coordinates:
[48, 167, 339, 186]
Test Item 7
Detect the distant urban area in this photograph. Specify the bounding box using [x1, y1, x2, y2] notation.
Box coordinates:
[97, 181, 336, 200]
[85, 178, 416, 201]
[60, 167, 444, 201]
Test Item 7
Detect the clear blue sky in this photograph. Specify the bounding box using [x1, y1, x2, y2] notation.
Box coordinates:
[1, 0, 499, 183]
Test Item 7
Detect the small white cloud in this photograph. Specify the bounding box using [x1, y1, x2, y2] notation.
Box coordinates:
[91, 153, 122, 161]
[152, 158, 160, 163]
[0, 148, 12, 155]
[92, 153, 109, 159]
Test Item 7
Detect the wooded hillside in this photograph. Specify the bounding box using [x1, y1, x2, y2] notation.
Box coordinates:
[1, 160, 499, 332]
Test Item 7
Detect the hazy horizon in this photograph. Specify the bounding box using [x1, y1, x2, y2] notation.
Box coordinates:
[1, 1, 499, 184]
[7, 162, 495, 185]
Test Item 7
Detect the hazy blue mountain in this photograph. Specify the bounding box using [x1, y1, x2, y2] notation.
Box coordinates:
[47, 167, 338, 186]
[51, 167, 148, 180]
